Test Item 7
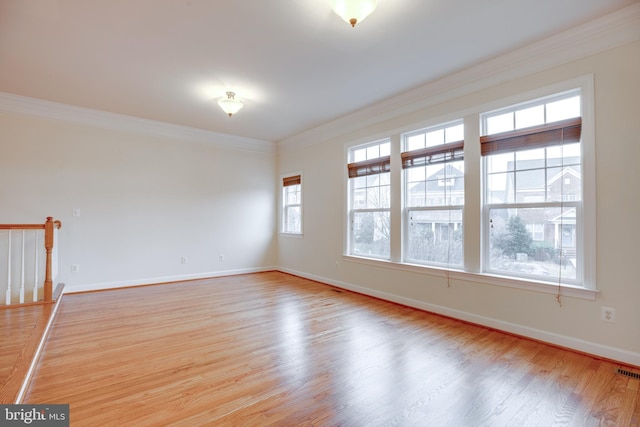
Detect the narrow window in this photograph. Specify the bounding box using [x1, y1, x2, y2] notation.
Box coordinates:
[282, 174, 302, 234]
[348, 140, 391, 259]
[402, 121, 464, 267]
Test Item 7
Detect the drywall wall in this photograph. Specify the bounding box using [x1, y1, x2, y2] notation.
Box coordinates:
[0, 111, 277, 292]
[277, 40, 640, 365]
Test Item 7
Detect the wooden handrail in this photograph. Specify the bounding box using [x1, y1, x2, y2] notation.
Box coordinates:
[0, 220, 61, 231]
[0, 217, 62, 303]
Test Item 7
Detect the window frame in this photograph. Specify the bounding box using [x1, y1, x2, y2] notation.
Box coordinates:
[480, 86, 594, 289]
[347, 139, 392, 260]
[281, 173, 303, 236]
[401, 120, 465, 268]
[341, 75, 596, 298]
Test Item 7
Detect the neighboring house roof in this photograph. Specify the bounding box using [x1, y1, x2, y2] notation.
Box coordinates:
[406, 163, 465, 195]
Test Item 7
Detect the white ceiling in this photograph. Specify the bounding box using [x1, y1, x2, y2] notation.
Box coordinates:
[1, 0, 637, 143]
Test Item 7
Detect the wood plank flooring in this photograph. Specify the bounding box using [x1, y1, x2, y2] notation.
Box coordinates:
[23, 272, 639, 426]
[0, 303, 54, 403]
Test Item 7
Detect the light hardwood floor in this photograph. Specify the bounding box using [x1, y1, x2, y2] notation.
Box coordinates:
[1, 303, 55, 403]
[24, 272, 639, 426]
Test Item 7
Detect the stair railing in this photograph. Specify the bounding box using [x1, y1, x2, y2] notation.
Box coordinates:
[0, 217, 62, 306]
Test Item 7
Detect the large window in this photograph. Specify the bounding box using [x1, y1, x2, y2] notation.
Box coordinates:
[343, 79, 594, 295]
[282, 174, 302, 234]
[481, 90, 582, 284]
[402, 121, 464, 266]
[348, 139, 391, 259]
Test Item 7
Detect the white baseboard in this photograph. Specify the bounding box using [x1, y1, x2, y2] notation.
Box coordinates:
[64, 267, 276, 294]
[277, 267, 640, 368]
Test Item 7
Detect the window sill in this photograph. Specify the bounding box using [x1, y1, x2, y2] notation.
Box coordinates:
[280, 232, 303, 239]
[343, 255, 597, 301]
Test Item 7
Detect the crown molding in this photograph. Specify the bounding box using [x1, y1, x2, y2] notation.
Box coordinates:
[0, 92, 276, 154]
[279, 3, 640, 150]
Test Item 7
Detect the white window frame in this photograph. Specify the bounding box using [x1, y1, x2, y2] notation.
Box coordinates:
[281, 173, 303, 236]
[402, 120, 465, 268]
[341, 76, 596, 299]
[480, 84, 595, 290]
[347, 139, 391, 260]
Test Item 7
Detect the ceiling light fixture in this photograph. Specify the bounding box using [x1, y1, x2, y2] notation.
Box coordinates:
[332, 0, 377, 27]
[217, 91, 243, 117]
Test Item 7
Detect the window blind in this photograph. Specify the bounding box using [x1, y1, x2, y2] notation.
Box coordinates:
[480, 117, 581, 156]
[283, 175, 301, 186]
[401, 140, 464, 169]
[347, 156, 391, 178]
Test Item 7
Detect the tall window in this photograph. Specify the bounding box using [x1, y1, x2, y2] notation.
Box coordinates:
[402, 121, 464, 266]
[481, 90, 582, 284]
[348, 139, 391, 259]
[282, 174, 302, 234]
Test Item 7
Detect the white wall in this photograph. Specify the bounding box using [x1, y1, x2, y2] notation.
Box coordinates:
[0, 111, 277, 292]
[277, 40, 640, 366]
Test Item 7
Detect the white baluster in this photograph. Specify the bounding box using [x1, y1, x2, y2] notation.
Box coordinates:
[6, 230, 11, 305]
[20, 230, 25, 303]
[33, 230, 39, 302]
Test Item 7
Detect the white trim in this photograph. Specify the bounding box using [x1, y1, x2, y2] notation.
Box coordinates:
[277, 267, 638, 367]
[0, 92, 275, 154]
[278, 3, 640, 149]
[279, 233, 304, 239]
[63, 267, 276, 294]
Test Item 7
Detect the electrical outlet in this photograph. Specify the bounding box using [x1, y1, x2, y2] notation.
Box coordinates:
[601, 307, 616, 323]
[219, 254, 224, 262]
[71, 264, 80, 273]
[181, 256, 187, 264]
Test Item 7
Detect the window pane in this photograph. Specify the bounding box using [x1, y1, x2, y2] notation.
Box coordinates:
[487, 172, 513, 204]
[425, 163, 444, 179]
[353, 147, 367, 162]
[366, 145, 380, 160]
[515, 169, 545, 203]
[407, 166, 426, 182]
[515, 105, 544, 129]
[406, 133, 425, 151]
[515, 148, 545, 170]
[425, 129, 444, 147]
[380, 186, 390, 208]
[546, 96, 580, 122]
[284, 206, 301, 233]
[547, 166, 581, 202]
[445, 124, 464, 143]
[486, 112, 513, 135]
[379, 142, 390, 157]
[547, 143, 581, 167]
[407, 181, 426, 207]
[353, 188, 366, 208]
[407, 209, 463, 266]
[352, 176, 367, 189]
[352, 211, 390, 258]
[487, 152, 514, 173]
[286, 185, 300, 204]
[489, 208, 576, 280]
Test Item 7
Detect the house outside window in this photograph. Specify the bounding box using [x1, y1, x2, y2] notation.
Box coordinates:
[481, 90, 582, 284]
[282, 174, 302, 234]
[402, 121, 464, 266]
[348, 139, 391, 259]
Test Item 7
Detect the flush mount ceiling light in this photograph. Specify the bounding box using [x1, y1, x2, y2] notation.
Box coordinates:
[217, 91, 243, 117]
[332, 0, 377, 27]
